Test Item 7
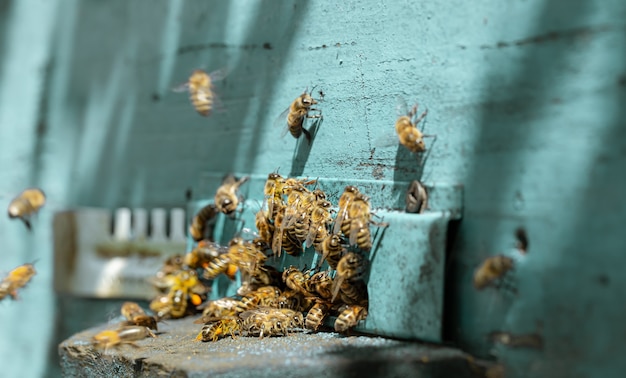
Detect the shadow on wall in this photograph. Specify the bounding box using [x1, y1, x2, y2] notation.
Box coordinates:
[443, 0, 626, 374]
[53, 0, 308, 209]
[42, 1, 308, 376]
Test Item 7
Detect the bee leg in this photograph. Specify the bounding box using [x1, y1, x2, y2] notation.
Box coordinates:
[21, 218, 32, 231]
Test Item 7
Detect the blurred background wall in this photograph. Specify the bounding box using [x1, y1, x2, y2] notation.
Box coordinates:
[0, 0, 624, 377]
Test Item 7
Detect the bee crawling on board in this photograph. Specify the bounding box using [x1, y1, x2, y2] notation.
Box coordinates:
[172, 68, 228, 117]
[334, 304, 368, 333]
[197, 317, 242, 342]
[375, 96, 434, 153]
[473, 255, 515, 290]
[214, 174, 249, 216]
[0, 262, 37, 301]
[274, 87, 323, 143]
[120, 301, 159, 331]
[92, 326, 156, 352]
[7, 188, 46, 230]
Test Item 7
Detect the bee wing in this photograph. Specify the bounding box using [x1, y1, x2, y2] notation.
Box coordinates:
[208, 67, 229, 82]
[395, 95, 409, 117]
[273, 106, 291, 137]
[171, 82, 190, 93]
[304, 222, 321, 249]
[333, 197, 352, 235]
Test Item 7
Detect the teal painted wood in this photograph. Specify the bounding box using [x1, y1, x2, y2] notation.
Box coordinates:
[0, 0, 624, 376]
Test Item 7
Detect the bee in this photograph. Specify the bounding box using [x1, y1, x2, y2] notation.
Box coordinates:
[255, 206, 275, 246]
[240, 307, 303, 338]
[120, 301, 158, 330]
[405, 180, 428, 214]
[305, 199, 333, 248]
[0, 263, 36, 301]
[334, 305, 368, 333]
[7, 188, 46, 230]
[282, 266, 311, 296]
[277, 290, 305, 311]
[184, 240, 222, 270]
[334, 186, 360, 236]
[203, 252, 238, 281]
[338, 278, 368, 306]
[196, 317, 241, 342]
[214, 174, 249, 215]
[150, 270, 209, 319]
[196, 297, 243, 321]
[317, 233, 344, 270]
[473, 255, 515, 290]
[173, 68, 227, 117]
[263, 173, 286, 220]
[347, 193, 387, 251]
[92, 326, 156, 351]
[189, 203, 219, 241]
[305, 301, 330, 331]
[394, 97, 431, 153]
[236, 286, 282, 312]
[308, 270, 334, 300]
[331, 252, 366, 302]
[275, 88, 322, 142]
[156, 254, 185, 278]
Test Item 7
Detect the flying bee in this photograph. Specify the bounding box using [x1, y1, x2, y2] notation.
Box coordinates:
[7, 188, 46, 230]
[334, 186, 361, 236]
[305, 300, 330, 331]
[172, 68, 227, 117]
[214, 174, 249, 215]
[317, 233, 344, 270]
[92, 326, 156, 351]
[275, 88, 322, 143]
[120, 301, 158, 330]
[334, 305, 368, 333]
[0, 262, 37, 301]
[406, 180, 428, 214]
[189, 203, 219, 241]
[473, 255, 515, 290]
[331, 252, 366, 302]
[197, 317, 241, 342]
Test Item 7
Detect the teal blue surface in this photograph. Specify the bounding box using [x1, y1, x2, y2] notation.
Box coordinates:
[0, 0, 624, 377]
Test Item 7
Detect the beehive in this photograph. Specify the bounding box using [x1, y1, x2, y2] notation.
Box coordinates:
[0, 0, 624, 377]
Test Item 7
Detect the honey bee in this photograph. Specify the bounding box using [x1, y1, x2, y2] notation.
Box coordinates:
[317, 233, 344, 270]
[334, 186, 360, 235]
[282, 266, 311, 296]
[277, 290, 305, 311]
[331, 252, 366, 302]
[347, 193, 387, 251]
[305, 199, 333, 248]
[149, 270, 209, 319]
[338, 278, 368, 306]
[308, 270, 334, 300]
[305, 301, 330, 331]
[473, 255, 515, 290]
[236, 286, 282, 312]
[214, 174, 249, 215]
[197, 317, 241, 342]
[189, 203, 219, 241]
[334, 304, 368, 333]
[405, 180, 428, 214]
[275, 89, 322, 142]
[184, 240, 222, 270]
[7, 188, 46, 230]
[394, 97, 431, 153]
[255, 206, 275, 245]
[240, 307, 303, 338]
[0, 263, 36, 301]
[196, 297, 243, 321]
[173, 68, 227, 117]
[157, 254, 185, 278]
[92, 326, 156, 351]
[263, 172, 286, 220]
[120, 301, 158, 330]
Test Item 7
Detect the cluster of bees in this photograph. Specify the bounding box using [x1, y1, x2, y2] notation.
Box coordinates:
[0, 188, 47, 302]
[138, 171, 388, 343]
